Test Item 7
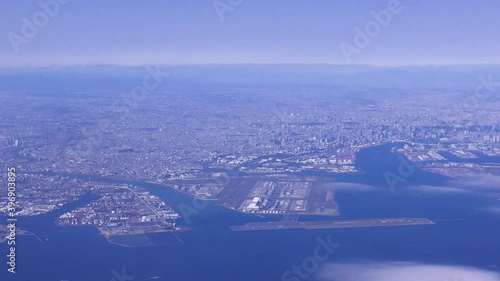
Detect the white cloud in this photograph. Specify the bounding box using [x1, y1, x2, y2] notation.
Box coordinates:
[409, 175, 500, 196]
[412, 185, 470, 194]
[479, 206, 500, 215]
[326, 175, 500, 196]
[455, 175, 500, 190]
[314, 182, 379, 192]
[318, 262, 500, 281]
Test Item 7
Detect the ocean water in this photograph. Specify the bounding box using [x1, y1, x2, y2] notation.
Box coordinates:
[1, 144, 499, 281]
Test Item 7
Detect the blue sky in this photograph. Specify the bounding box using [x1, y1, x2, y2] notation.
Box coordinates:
[1, 0, 499, 67]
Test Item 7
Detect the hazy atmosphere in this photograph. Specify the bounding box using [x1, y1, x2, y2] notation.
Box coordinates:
[1, 0, 500, 66]
[1, 1, 500, 281]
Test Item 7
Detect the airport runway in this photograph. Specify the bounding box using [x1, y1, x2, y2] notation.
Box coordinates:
[231, 217, 435, 232]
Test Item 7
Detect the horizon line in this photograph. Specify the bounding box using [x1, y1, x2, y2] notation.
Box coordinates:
[2, 62, 500, 69]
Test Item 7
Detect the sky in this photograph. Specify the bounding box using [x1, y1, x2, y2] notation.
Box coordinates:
[1, 0, 500, 67]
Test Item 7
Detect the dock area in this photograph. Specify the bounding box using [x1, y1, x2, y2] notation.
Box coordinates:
[230, 217, 435, 232]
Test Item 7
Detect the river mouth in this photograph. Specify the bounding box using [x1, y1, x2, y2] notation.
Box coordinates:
[2, 143, 498, 281]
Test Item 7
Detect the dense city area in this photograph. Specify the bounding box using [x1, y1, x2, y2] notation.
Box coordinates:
[1, 85, 499, 234]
